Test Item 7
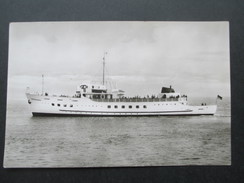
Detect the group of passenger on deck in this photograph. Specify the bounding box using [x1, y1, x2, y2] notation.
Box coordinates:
[61, 93, 188, 101]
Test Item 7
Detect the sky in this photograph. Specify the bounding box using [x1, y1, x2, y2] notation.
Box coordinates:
[7, 21, 230, 100]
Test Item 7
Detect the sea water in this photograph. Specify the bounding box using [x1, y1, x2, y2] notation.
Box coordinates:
[4, 97, 231, 167]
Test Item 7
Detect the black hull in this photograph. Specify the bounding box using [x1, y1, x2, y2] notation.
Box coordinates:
[32, 112, 214, 117]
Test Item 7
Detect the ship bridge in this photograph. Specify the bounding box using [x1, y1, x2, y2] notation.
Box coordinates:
[75, 82, 125, 99]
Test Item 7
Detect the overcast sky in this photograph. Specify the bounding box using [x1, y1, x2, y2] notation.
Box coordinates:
[8, 21, 230, 100]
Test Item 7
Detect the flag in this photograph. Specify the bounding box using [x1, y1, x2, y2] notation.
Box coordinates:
[217, 95, 223, 100]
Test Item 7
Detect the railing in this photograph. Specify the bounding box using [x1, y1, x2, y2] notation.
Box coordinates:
[28, 92, 186, 103]
[90, 98, 180, 102]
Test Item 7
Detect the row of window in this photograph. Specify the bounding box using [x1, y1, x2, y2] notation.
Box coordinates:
[154, 103, 177, 106]
[52, 103, 73, 107]
[51, 103, 181, 108]
[51, 103, 148, 109]
[108, 105, 147, 109]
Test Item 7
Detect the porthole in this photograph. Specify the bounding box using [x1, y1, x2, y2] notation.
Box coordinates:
[136, 105, 139, 108]
[143, 105, 147, 108]
[51, 103, 55, 106]
[64, 104, 67, 107]
[108, 105, 111, 108]
[122, 105, 125, 109]
[114, 105, 118, 108]
[70, 104, 73, 107]
[57, 104, 60, 107]
[129, 105, 132, 109]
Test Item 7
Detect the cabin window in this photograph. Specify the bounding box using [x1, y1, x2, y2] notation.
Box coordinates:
[51, 103, 55, 106]
[143, 105, 147, 108]
[122, 105, 125, 108]
[114, 105, 118, 108]
[108, 105, 111, 108]
[92, 86, 94, 89]
[136, 105, 139, 109]
[57, 104, 60, 107]
[129, 105, 132, 109]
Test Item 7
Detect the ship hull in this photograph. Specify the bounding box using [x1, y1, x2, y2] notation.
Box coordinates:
[26, 94, 217, 117]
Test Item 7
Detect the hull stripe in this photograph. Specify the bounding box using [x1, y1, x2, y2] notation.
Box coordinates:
[33, 112, 214, 117]
[59, 109, 193, 114]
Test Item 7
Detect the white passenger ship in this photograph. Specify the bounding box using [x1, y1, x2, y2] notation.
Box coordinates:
[25, 55, 218, 116]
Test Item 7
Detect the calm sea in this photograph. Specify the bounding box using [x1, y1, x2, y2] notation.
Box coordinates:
[4, 97, 231, 167]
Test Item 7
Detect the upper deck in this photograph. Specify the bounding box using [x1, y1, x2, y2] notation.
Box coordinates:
[90, 97, 186, 103]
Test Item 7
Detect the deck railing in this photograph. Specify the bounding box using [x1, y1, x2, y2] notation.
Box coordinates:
[90, 98, 180, 102]
[29, 92, 185, 103]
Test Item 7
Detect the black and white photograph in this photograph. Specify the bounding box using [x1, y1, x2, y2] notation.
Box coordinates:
[4, 21, 231, 167]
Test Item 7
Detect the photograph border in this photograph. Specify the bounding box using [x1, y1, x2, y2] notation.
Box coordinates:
[0, 0, 243, 182]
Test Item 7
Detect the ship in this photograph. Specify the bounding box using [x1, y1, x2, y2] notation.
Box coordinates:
[25, 55, 218, 117]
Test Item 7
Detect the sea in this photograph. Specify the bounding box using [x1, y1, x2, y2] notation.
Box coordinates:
[3, 97, 231, 168]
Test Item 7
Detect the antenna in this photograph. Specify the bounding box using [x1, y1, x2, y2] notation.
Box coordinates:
[42, 74, 44, 95]
[102, 52, 107, 85]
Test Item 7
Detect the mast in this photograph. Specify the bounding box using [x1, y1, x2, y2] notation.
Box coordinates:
[42, 74, 44, 95]
[102, 52, 107, 85]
